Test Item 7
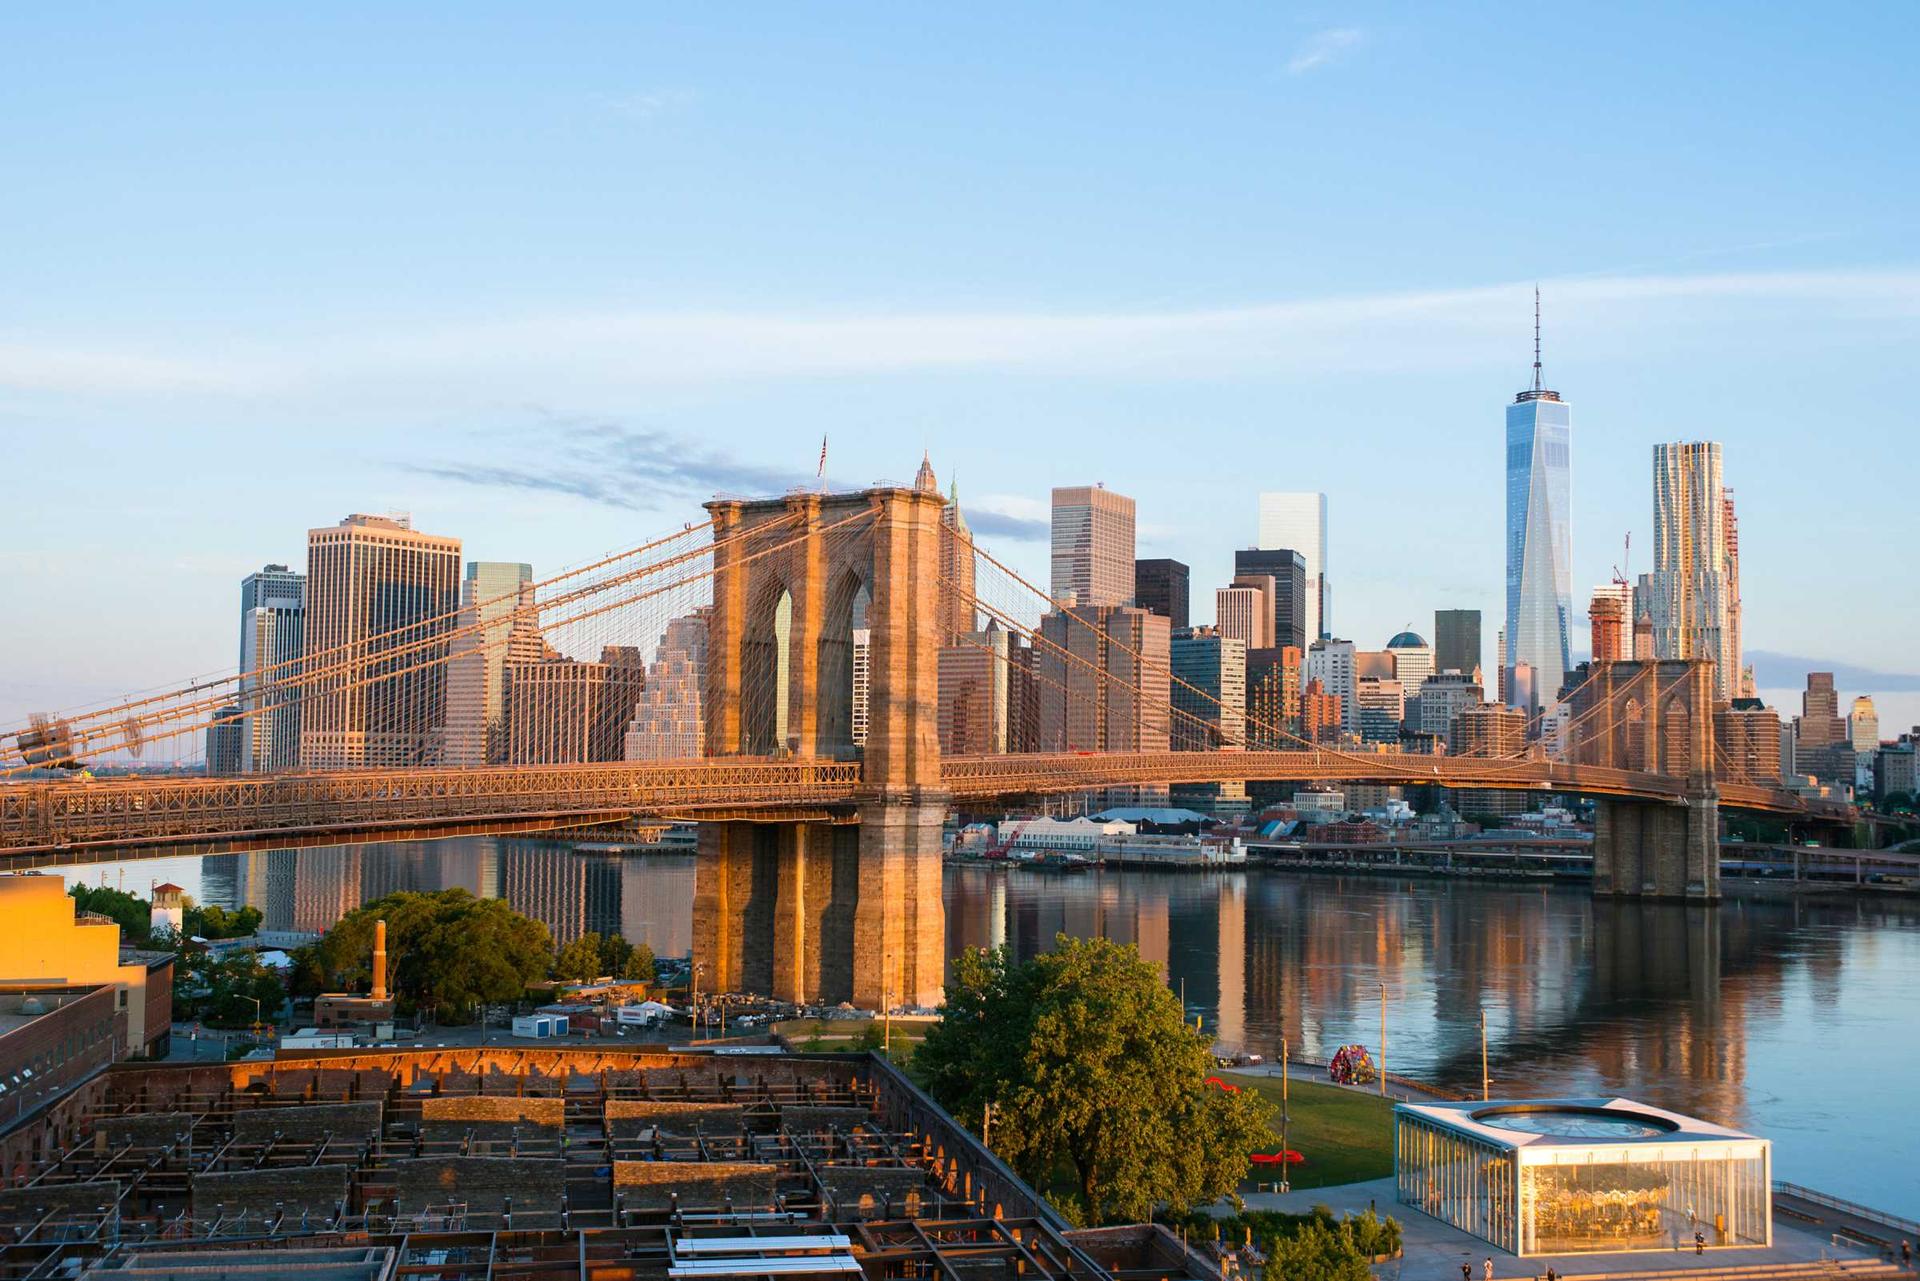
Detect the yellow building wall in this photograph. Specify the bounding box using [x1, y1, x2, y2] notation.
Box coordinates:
[0, 876, 158, 1050]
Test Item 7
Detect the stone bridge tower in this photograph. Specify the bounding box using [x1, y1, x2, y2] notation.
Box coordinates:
[1565, 659, 1721, 900]
[691, 483, 949, 1010]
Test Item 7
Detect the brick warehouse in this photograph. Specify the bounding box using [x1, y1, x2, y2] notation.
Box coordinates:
[0, 1046, 1218, 1281]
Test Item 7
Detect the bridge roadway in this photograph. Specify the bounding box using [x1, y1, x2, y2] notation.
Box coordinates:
[0, 750, 1842, 869]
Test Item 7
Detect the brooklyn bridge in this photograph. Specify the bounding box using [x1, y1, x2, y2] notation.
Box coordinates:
[0, 474, 1849, 1010]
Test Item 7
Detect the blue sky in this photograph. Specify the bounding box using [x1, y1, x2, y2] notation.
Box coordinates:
[3, 4, 1918, 741]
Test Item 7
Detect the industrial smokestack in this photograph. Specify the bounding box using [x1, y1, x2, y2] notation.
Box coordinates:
[372, 919, 388, 1001]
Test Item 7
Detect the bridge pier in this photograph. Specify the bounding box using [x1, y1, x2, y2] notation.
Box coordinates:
[693, 820, 863, 1004]
[1593, 784, 1720, 901]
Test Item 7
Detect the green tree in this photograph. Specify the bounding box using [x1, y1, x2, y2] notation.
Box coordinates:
[69, 884, 151, 946]
[1264, 1215, 1375, 1281]
[175, 951, 286, 1027]
[554, 932, 607, 983]
[183, 901, 263, 941]
[305, 890, 551, 1021]
[620, 942, 657, 984]
[917, 935, 1274, 1225]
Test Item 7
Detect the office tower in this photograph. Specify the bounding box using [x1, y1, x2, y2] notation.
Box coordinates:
[1412, 670, 1483, 739]
[1256, 493, 1328, 640]
[1385, 631, 1434, 699]
[623, 612, 708, 760]
[1433, 609, 1482, 678]
[205, 705, 244, 775]
[441, 561, 535, 766]
[1171, 629, 1248, 812]
[299, 514, 462, 769]
[1300, 678, 1342, 744]
[1504, 293, 1573, 709]
[938, 623, 1024, 755]
[1587, 581, 1632, 663]
[1050, 484, 1136, 607]
[1715, 699, 1783, 785]
[504, 645, 647, 764]
[1634, 441, 1737, 699]
[1850, 696, 1880, 753]
[1246, 646, 1302, 746]
[236, 563, 305, 772]
[1234, 548, 1308, 650]
[1134, 558, 1190, 629]
[1354, 677, 1405, 744]
[1792, 672, 1850, 782]
[918, 460, 976, 643]
[1215, 583, 1273, 650]
[1034, 606, 1170, 752]
[1171, 629, 1247, 751]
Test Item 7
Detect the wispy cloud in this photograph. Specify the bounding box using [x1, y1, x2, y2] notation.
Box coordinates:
[602, 89, 696, 121]
[4, 269, 1917, 400]
[408, 418, 817, 509]
[965, 494, 1051, 542]
[1285, 27, 1364, 75]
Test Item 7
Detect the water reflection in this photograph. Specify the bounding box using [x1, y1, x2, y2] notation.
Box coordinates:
[52, 844, 1920, 1215]
[200, 840, 694, 958]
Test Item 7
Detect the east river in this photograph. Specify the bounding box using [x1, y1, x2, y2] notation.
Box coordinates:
[57, 839, 1920, 1216]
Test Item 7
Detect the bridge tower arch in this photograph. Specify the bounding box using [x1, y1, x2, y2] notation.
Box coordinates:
[1575, 659, 1722, 901]
[692, 484, 950, 1010]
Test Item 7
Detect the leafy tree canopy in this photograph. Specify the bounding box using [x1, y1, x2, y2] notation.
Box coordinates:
[554, 933, 607, 984]
[620, 941, 657, 983]
[69, 884, 151, 946]
[184, 901, 262, 941]
[916, 934, 1274, 1225]
[299, 890, 551, 1020]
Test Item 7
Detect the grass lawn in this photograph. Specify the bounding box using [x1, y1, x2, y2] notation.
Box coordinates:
[772, 1018, 933, 1054]
[1221, 1072, 1396, 1190]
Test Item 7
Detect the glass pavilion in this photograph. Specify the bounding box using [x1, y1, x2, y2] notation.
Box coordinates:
[1395, 1098, 1771, 1257]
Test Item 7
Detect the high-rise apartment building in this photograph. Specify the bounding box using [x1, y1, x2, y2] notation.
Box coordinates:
[1451, 703, 1528, 757]
[1306, 638, 1356, 734]
[1588, 581, 1632, 664]
[1256, 493, 1328, 641]
[1133, 558, 1190, 630]
[299, 514, 462, 769]
[1300, 678, 1342, 744]
[1050, 485, 1135, 607]
[1723, 489, 1746, 696]
[623, 612, 708, 760]
[1634, 441, 1739, 699]
[1433, 609, 1482, 677]
[236, 563, 305, 772]
[1215, 582, 1274, 650]
[504, 646, 647, 765]
[1232, 548, 1307, 650]
[440, 561, 535, 766]
[1504, 294, 1573, 710]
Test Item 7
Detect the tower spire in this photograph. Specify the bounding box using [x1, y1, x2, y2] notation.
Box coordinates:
[1533, 284, 1543, 392]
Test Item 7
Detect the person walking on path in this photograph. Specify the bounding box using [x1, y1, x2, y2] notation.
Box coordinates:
[1898, 1240, 1910, 1270]
[1462, 1261, 1473, 1281]
[1484, 1258, 1495, 1281]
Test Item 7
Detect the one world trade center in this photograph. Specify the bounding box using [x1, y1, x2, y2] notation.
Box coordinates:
[1504, 290, 1571, 714]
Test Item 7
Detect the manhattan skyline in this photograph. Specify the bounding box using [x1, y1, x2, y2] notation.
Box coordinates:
[2, 6, 1917, 732]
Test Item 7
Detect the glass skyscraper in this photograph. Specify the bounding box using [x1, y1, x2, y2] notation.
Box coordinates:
[1504, 300, 1571, 712]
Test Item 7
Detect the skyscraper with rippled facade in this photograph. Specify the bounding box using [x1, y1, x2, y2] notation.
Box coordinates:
[1504, 299, 1572, 714]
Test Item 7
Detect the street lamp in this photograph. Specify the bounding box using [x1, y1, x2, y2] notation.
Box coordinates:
[1378, 983, 1387, 1097]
